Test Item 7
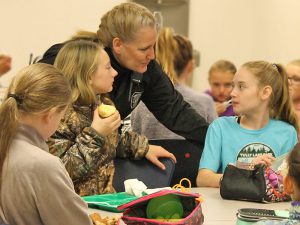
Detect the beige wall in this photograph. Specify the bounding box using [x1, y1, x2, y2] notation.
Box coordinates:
[1, 0, 300, 91]
[0, 0, 124, 86]
[189, 0, 300, 91]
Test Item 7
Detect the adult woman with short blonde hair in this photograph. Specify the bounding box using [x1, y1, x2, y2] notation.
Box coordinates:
[131, 27, 217, 140]
[40, 2, 208, 149]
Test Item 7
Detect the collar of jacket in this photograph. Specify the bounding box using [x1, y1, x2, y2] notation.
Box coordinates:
[105, 47, 131, 75]
[73, 101, 95, 120]
[105, 47, 143, 102]
[105, 47, 143, 82]
[16, 124, 49, 152]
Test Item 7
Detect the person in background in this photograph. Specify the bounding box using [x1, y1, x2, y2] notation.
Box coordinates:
[131, 27, 217, 139]
[49, 40, 176, 196]
[255, 142, 300, 225]
[0, 54, 12, 104]
[286, 60, 300, 137]
[197, 61, 298, 188]
[0, 54, 11, 77]
[205, 60, 236, 117]
[0, 64, 92, 225]
[39, 2, 208, 148]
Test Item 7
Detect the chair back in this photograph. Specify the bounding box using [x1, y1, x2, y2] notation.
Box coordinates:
[149, 139, 203, 187]
[113, 157, 175, 192]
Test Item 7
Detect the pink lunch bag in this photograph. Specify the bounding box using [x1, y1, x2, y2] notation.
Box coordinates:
[117, 189, 204, 225]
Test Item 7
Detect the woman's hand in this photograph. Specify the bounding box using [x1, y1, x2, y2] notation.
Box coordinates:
[91, 108, 121, 136]
[145, 145, 176, 170]
[251, 154, 275, 167]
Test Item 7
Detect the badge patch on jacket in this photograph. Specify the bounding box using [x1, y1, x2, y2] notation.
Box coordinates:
[129, 72, 143, 109]
[130, 92, 142, 109]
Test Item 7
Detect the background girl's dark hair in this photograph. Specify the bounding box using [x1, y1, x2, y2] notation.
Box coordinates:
[173, 35, 193, 76]
[155, 27, 193, 84]
[287, 142, 300, 189]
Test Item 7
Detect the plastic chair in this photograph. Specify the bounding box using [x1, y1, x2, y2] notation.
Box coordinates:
[113, 157, 175, 192]
[148, 139, 203, 187]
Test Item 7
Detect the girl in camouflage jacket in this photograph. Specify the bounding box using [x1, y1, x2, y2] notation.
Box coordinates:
[48, 40, 176, 196]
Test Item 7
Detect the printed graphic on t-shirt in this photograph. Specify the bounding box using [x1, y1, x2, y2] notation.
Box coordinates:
[236, 143, 275, 164]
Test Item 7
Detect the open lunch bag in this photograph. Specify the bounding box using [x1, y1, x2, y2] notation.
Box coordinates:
[117, 189, 204, 225]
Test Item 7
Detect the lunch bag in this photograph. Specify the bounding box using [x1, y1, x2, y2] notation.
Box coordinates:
[117, 189, 204, 225]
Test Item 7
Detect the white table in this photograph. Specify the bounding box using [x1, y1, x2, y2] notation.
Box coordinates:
[87, 187, 290, 225]
[195, 188, 290, 225]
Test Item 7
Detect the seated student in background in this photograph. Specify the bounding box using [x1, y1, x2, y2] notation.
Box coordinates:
[131, 27, 217, 140]
[286, 59, 300, 136]
[255, 142, 300, 225]
[48, 40, 176, 196]
[197, 61, 298, 188]
[205, 60, 236, 117]
[0, 64, 92, 225]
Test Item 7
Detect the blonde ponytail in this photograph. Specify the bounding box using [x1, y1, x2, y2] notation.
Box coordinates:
[0, 63, 71, 190]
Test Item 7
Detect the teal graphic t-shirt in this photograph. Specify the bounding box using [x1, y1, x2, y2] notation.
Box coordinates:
[199, 117, 297, 173]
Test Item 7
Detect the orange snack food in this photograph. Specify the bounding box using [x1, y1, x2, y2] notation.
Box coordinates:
[89, 213, 119, 225]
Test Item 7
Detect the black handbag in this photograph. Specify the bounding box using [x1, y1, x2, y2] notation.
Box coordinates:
[220, 164, 290, 203]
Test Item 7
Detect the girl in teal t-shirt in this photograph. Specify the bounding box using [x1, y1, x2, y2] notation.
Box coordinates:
[197, 61, 299, 188]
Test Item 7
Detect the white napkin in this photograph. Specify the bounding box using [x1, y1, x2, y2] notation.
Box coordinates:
[124, 179, 147, 197]
[124, 179, 172, 197]
[143, 187, 172, 195]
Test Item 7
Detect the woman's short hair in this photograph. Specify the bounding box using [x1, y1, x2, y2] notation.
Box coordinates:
[97, 2, 156, 47]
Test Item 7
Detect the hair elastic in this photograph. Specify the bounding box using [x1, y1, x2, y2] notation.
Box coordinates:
[272, 63, 279, 71]
[7, 93, 23, 105]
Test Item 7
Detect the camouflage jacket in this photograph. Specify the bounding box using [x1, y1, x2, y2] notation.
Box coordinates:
[47, 102, 149, 196]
